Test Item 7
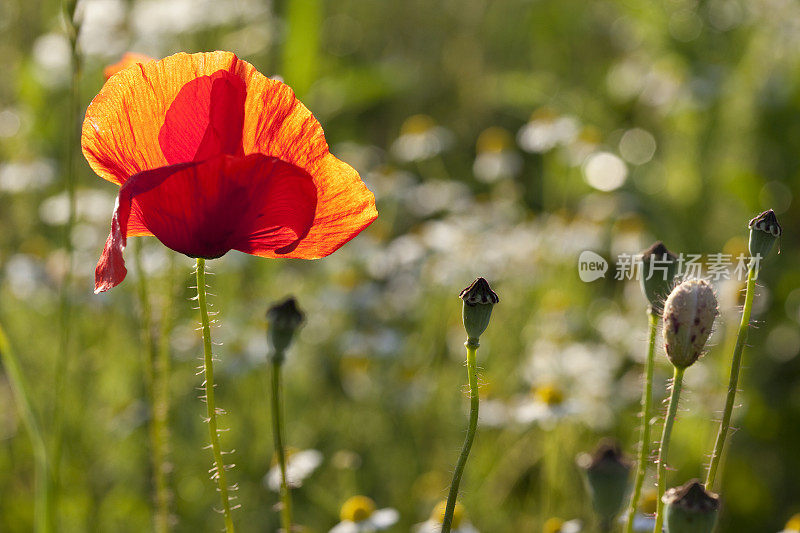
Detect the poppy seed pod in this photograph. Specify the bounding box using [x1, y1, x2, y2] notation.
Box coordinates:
[459, 277, 499, 341]
[663, 480, 719, 533]
[266, 297, 304, 360]
[577, 439, 632, 525]
[663, 279, 718, 369]
[748, 209, 781, 262]
[640, 241, 679, 314]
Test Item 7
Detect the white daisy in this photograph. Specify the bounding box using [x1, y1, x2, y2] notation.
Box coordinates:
[264, 448, 323, 491]
[543, 517, 583, 533]
[330, 496, 399, 533]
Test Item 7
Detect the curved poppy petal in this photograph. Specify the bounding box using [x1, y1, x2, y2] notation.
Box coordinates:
[240, 70, 378, 258]
[95, 154, 317, 293]
[159, 70, 246, 165]
[82, 51, 254, 185]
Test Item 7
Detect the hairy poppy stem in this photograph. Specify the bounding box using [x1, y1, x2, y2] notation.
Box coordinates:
[706, 266, 756, 490]
[624, 311, 658, 533]
[0, 322, 52, 533]
[133, 242, 171, 532]
[653, 366, 685, 533]
[270, 356, 293, 532]
[442, 339, 480, 533]
[196, 258, 235, 533]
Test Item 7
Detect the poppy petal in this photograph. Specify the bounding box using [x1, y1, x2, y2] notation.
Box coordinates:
[159, 70, 246, 165]
[94, 154, 317, 293]
[82, 51, 252, 185]
[240, 75, 378, 258]
[103, 52, 155, 81]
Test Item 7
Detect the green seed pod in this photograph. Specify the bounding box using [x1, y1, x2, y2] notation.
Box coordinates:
[663, 480, 720, 533]
[748, 209, 782, 262]
[640, 241, 679, 314]
[266, 297, 305, 361]
[459, 277, 499, 341]
[577, 439, 632, 526]
[663, 279, 717, 369]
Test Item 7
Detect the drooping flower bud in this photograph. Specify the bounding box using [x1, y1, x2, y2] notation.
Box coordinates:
[639, 241, 680, 314]
[266, 297, 304, 361]
[662, 279, 717, 369]
[748, 209, 781, 262]
[577, 439, 632, 526]
[663, 479, 719, 533]
[459, 277, 499, 341]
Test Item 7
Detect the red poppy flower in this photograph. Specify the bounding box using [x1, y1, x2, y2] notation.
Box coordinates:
[83, 51, 378, 293]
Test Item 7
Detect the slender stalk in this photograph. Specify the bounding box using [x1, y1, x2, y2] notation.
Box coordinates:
[52, 1, 82, 527]
[624, 312, 658, 533]
[133, 242, 171, 532]
[442, 338, 480, 533]
[270, 357, 292, 532]
[653, 366, 685, 533]
[0, 322, 52, 533]
[705, 266, 757, 490]
[196, 259, 235, 533]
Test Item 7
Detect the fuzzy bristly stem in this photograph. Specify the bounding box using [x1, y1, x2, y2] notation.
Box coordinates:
[653, 366, 685, 533]
[134, 242, 171, 532]
[442, 338, 480, 533]
[624, 311, 658, 533]
[706, 266, 757, 490]
[0, 323, 52, 532]
[196, 259, 235, 533]
[270, 356, 292, 532]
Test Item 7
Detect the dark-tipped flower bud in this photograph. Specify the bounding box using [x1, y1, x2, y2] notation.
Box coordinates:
[266, 297, 304, 361]
[640, 241, 680, 314]
[663, 479, 719, 533]
[748, 209, 781, 262]
[459, 277, 499, 341]
[577, 439, 632, 526]
[662, 279, 717, 369]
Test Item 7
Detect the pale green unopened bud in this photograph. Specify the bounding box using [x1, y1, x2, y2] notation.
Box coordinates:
[663, 479, 719, 533]
[459, 277, 499, 341]
[577, 439, 632, 525]
[266, 297, 304, 361]
[748, 209, 781, 262]
[662, 279, 717, 369]
[640, 241, 679, 314]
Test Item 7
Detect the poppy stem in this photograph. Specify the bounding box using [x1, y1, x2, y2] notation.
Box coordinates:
[653, 366, 685, 533]
[706, 265, 757, 490]
[133, 242, 171, 533]
[0, 322, 52, 533]
[270, 356, 293, 532]
[624, 311, 658, 533]
[442, 338, 480, 533]
[195, 258, 235, 533]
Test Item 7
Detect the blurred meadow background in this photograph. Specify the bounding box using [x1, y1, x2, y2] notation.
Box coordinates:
[1, 0, 800, 531]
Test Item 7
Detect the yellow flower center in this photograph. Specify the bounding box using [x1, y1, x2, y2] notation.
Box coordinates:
[785, 513, 800, 531]
[476, 127, 512, 153]
[431, 500, 464, 528]
[530, 107, 558, 123]
[400, 114, 436, 136]
[535, 384, 565, 406]
[543, 517, 564, 533]
[340, 495, 376, 522]
[640, 491, 658, 515]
